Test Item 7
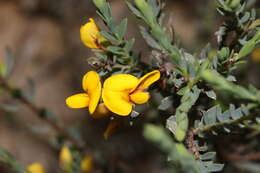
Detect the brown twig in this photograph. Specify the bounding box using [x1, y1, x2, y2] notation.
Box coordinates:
[220, 148, 260, 161]
[0, 77, 85, 150]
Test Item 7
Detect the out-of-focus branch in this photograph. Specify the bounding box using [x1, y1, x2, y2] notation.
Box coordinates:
[0, 77, 85, 151]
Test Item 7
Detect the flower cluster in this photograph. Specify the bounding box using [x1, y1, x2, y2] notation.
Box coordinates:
[66, 70, 160, 117]
[66, 18, 160, 117]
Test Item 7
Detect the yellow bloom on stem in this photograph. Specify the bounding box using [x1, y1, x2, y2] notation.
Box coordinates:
[27, 163, 45, 173]
[102, 70, 160, 116]
[59, 146, 72, 171]
[66, 71, 101, 115]
[80, 18, 106, 49]
[81, 156, 94, 173]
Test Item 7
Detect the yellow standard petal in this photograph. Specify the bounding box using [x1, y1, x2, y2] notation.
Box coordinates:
[103, 74, 139, 91]
[80, 18, 103, 49]
[66, 93, 89, 109]
[131, 70, 160, 92]
[82, 71, 102, 114]
[81, 156, 94, 173]
[102, 90, 132, 116]
[27, 163, 45, 173]
[130, 91, 150, 104]
[59, 146, 72, 171]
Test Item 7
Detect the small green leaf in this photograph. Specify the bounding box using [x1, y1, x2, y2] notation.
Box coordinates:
[124, 39, 135, 52]
[175, 112, 188, 141]
[207, 163, 224, 172]
[239, 11, 250, 24]
[177, 86, 190, 96]
[226, 75, 236, 82]
[158, 96, 173, 110]
[107, 46, 126, 55]
[166, 116, 177, 135]
[1, 47, 14, 78]
[200, 152, 216, 160]
[203, 106, 219, 125]
[238, 40, 257, 59]
[100, 31, 118, 42]
[126, 1, 145, 20]
[140, 26, 162, 50]
[205, 90, 217, 100]
[116, 18, 128, 41]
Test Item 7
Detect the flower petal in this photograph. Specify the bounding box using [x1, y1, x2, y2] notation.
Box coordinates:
[131, 70, 160, 92]
[82, 71, 102, 114]
[27, 163, 45, 173]
[81, 156, 93, 173]
[102, 90, 132, 116]
[103, 74, 139, 91]
[80, 18, 101, 48]
[59, 146, 72, 171]
[66, 93, 89, 109]
[82, 71, 100, 92]
[130, 91, 150, 104]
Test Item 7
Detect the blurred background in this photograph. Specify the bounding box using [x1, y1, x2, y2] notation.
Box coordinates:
[0, 0, 260, 172]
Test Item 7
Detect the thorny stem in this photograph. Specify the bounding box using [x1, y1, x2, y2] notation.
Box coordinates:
[0, 77, 85, 151]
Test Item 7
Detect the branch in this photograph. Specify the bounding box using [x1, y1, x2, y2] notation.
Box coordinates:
[0, 77, 85, 150]
[194, 112, 257, 135]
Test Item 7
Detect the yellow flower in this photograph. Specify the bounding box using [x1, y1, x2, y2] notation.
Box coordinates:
[59, 146, 72, 171]
[252, 48, 260, 63]
[66, 71, 101, 115]
[80, 18, 106, 49]
[81, 156, 93, 173]
[102, 70, 160, 116]
[27, 163, 45, 173]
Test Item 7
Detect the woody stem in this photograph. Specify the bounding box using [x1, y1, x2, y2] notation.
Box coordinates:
[0, 77, 85, 151]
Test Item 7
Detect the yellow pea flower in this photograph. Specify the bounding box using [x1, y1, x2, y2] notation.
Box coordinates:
[251, 48, 260, 63]
[59, 146, 72, 171]
[81, 156, 94, 173]
[80, 18, 106, 49]
[102, 70, 160, 116]
[66, 71, 101, 115]
[27, 163, 45, 173]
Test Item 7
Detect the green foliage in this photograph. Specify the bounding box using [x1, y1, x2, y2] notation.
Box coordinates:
[194, 104, 251, 135]
[144, 124, 201, 173]
[172, 86, 201, 142]
[0, 0, 259, 172]
[201, 70, 259, 103]
[0, 147, 27, 173]
[144, 125, 224, 173]
[0, 48, 14, 79]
